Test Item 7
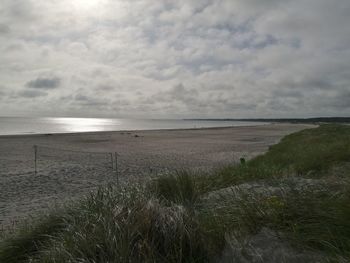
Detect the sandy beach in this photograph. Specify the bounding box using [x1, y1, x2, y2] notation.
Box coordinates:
[0, 123, 314, 228]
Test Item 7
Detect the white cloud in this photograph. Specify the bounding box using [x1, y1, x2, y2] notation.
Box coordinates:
[0, 0, 349, 118]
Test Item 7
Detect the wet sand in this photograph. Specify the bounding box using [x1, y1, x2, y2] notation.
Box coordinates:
[0, 123, 315, 227]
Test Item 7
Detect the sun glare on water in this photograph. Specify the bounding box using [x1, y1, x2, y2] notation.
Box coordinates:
[52, 117, 116, 133]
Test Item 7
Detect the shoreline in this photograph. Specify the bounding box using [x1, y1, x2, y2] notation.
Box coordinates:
[0, 123, 273, 139]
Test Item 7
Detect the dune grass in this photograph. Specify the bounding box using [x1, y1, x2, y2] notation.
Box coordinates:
[198, 182, 350, 261]
[151, 171, 200, 207]
[0, 213, 66, 262]
[1, 186, 217, 263]
[251, 124, 350, 174]
[1, 124, 350, 262]
[193, 124, 350, 193]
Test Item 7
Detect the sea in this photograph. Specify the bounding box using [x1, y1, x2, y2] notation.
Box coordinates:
[0, 117, 267, 136]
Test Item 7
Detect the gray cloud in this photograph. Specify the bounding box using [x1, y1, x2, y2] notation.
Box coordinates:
[164, 83, 198, 102]
[0, 0, 349, 118]
[18, 90, 47, 98]
[26, 77, 61, 90]
[321, 90, 350, 110]
[0, 24, 10, 34]
[74, 94, 107, 107]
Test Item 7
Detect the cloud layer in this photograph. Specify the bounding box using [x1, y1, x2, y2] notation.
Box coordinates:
[0, 0, 349, 118]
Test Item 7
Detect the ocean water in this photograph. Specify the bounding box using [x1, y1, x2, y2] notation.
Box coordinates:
[0, 117, 267, 136]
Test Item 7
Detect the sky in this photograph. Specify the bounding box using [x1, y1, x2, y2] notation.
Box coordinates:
[0, 0, 349, 119]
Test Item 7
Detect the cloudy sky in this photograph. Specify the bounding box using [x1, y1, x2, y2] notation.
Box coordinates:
[0, 0, 349, 118]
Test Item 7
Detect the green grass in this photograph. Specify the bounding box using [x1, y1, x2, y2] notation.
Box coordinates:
[1, 124, 350, 262]
[151, 171, 200, 207]
[0, 186, 217, 263]
[199, 182, 350, 260]
[0, 213, 66, 262]
[194, 124, 350, 193]
[251, 124, 350, 174]
[278, 187, 350, 258]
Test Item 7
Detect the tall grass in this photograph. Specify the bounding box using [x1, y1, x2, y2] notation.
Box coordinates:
[0, 186, 217, 263]
[195, 124, 350, 193]
[0, 213, 66, 262]
[151, 171, 200, 207]
[251, 124, 350, 174]
[201, 182, 350, 259]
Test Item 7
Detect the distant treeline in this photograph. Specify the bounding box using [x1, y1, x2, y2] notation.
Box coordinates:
[186, 117, 350, 123]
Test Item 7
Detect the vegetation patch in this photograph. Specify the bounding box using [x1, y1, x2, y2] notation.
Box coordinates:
[194, 124, 350, 193]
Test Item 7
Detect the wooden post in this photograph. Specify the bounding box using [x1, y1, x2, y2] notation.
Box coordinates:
[115, 152, 119, 186]
[34, 145, 37, 174]
[110, 153, 114, 169]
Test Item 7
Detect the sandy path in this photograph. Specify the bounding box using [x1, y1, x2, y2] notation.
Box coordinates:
[0, 123, 315, 228]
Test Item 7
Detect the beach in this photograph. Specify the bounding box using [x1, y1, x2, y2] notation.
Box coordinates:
[0, 123, 314, 227]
